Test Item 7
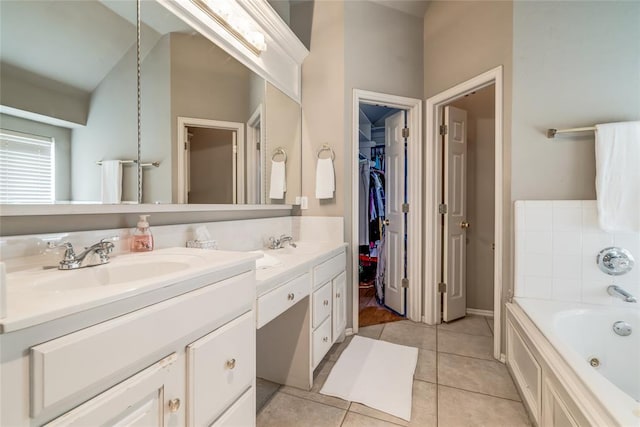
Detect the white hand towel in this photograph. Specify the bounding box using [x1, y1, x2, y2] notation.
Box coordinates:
[315, 157, 335, 199]
[269, 160, 286, 199]
[101, 160, 122, 204]
[595, 121, 640, 232]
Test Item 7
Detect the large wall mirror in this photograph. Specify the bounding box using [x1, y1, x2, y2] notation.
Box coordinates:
[0, 0, 303, 209]
[0, 0, 138, 204]
[140, 1, 301, 205]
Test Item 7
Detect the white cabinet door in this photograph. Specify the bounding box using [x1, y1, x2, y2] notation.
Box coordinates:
[332, 271, 347, 342]
[187, 311, 255, 427]
[44, 354, 182, 427]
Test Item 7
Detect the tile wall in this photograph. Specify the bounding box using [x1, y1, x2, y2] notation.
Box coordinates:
[514, 200, 640, 306]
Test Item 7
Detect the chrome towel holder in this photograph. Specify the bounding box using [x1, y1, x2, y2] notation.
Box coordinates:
[317, 144, 335, 160]
[272, 147, 287, 162]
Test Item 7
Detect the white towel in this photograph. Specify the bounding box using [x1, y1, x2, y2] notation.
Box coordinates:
[595, 121, 640, 232]
[100, 160, 122, 204]
[315, 157, 335, 199]
[269, 160, 286, 199]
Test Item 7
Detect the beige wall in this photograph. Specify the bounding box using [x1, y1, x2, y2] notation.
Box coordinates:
[451, 86, 495, 311]
[72, 45, 138, 202]
[188, 127, 234, 204]
[511, 1, 640, 201]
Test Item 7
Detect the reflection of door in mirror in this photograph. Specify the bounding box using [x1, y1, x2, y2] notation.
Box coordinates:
[246, 105, 264, 205]
[182, 123, 242, 204]
[0, 0, 138, 204]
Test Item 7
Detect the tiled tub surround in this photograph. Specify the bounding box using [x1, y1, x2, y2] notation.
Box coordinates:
[510, 200, 640, 426]
[514, 200, 639, 305]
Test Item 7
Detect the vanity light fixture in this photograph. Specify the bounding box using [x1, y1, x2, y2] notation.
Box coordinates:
[191, 0, 267, 55]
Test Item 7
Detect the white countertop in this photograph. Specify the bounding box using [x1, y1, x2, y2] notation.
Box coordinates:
[1, 248, 260, 333]
[254, 241, 348, 297]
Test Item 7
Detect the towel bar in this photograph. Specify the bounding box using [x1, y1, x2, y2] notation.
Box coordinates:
[96, 160, 160, 167]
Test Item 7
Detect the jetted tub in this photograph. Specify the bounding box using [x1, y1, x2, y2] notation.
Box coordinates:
[512, 298, 640, 426]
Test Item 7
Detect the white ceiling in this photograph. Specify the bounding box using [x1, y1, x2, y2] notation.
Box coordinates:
[0, 0, 136, 92]
[369, 0, 430, 18]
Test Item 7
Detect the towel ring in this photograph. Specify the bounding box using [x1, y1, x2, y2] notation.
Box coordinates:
[317, 144, 335, 161]
[272, 147, 287, 163]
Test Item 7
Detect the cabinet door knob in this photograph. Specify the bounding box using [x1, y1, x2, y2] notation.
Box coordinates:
[323, 299, 329, 306]
[168, 398, 181, 413]
[322, 336, 328, 342]
[288, 293, 295, 300]
[225, 358, 237, 370]
[336, 292, 341, 298]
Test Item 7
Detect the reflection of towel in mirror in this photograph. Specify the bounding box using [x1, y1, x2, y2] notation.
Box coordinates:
[315, 157, 335, 199]
[595, 121, 640, 232]
[101, 160, 122, 204]
[269, 160, 286, 199]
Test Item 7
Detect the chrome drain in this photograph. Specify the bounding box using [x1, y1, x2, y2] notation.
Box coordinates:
[613, 321, 632, 336]
[588, 357, 600, 368]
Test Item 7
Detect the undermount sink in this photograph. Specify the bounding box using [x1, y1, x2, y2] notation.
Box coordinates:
[31, 261, 191, 292]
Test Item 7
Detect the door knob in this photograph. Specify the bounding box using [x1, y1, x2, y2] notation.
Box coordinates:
[460, 221, 470, 229]
[168, 398, 181, 413]
[383, 219, 390, 226]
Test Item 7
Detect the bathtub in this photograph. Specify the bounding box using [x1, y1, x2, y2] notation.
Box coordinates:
[510, 298, 640, 426]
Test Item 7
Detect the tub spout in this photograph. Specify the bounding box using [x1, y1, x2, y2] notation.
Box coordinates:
[607, 285, 637, 303]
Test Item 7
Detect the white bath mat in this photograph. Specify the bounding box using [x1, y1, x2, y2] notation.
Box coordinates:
[320, 335, 418, 421]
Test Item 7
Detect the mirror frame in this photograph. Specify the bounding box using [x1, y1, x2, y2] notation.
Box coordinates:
[0, 0, 308, 219]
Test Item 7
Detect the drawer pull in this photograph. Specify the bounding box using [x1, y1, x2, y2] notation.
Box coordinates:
[336, 293, 341, 298]
[287, 293, 295, 301]
[168, 398, 181, 413]
[225, 358, 237, 370]
[322, 336, 329, 343]
[323, 299, 329, 306]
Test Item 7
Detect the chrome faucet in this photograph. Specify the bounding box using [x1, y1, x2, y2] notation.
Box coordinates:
[268, 235, 297, 250]
[607, 285, 637, 303]
[48, 237, 117, 270]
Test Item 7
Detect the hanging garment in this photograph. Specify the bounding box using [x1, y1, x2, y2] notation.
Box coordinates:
[359, 160, 370, 245]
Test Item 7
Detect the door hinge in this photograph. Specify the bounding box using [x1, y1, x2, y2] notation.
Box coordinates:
[256, 142, 261, 150]
[438, 282, 446, 293]
[438, 204, 447, 214]
[233, 145, 238, 154]
[439, 124, 448, 135]
[402, 127, 409, 138]
[402, 203, 409, 213]
[184, 142, 188, 150]
[402, 278, 409, 288]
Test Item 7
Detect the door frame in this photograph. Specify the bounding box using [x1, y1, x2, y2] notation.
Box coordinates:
[424, 66, 504, 361]
[176, 117, 245, 204]
[351, 89, 423, 334]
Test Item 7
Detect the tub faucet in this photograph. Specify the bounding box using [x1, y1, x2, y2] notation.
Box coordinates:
[268, 235, 297, 250]
[48, 237, 117, 270]
[607, 285, 637, 303]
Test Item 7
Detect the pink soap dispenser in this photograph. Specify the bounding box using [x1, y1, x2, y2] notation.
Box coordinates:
[130, 214, 154, 252]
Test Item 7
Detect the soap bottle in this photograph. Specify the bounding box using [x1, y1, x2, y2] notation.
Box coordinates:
[131, 215, 154, 252]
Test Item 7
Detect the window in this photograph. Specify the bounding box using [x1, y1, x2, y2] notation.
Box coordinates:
[0, 129, 55, 203]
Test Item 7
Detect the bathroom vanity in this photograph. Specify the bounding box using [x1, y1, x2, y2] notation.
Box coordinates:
[0, 248, 259, 426]
[255, 242, 348, 390]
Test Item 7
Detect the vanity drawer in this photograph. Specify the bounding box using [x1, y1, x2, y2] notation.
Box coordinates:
[30, 272, 254, 417]
[313, 252, 345, 289]
[312, 317, 332, 369]
[187, 311, 255, 427]
[312, 281, 332, 329]
[257, 273, 310, 328]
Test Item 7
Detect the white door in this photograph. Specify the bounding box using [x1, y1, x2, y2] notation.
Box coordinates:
[443, 106, 468, 322]
[383, 111, 406, 315]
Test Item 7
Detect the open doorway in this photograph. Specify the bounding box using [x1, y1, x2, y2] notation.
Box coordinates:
[439, 85, 496, 326]
[357, 103, 406, 327]
[351, 90, 423, 334]
[176, 117, 245, 204]
[424, 66, 504, 360]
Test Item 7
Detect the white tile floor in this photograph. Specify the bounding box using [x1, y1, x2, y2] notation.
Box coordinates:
[257, 316, 531, 427]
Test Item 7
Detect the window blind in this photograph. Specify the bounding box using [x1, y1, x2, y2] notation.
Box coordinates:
[0, 129, 55, 203]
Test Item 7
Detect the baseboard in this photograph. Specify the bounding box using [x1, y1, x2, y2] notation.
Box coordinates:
[466, 308, 494, 317]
